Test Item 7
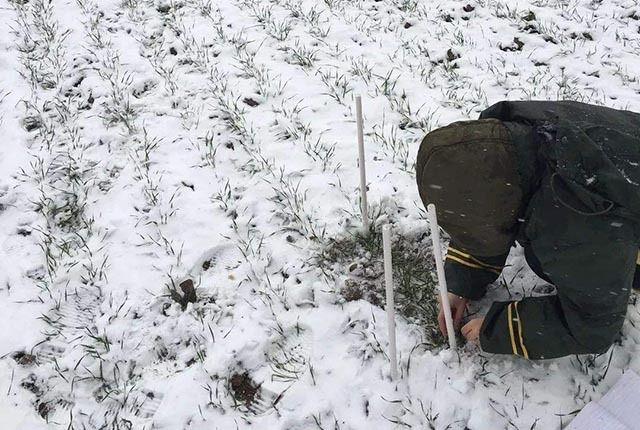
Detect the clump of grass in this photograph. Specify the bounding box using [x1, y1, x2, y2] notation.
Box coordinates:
[286, 41, 318, 68]
[314, 224, 444, 347]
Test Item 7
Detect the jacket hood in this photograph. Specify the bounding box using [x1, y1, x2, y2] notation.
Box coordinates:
[416, 119, 524, 257]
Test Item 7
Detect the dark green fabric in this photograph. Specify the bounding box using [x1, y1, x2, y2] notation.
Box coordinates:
[480, 101, 640, 221]
[416, 119, 523, 257]
[476, 100, 640, 359]
[480, 174, 637, 359]
[422, 100, 640, 359]
[445, 246, 508, 300]
[502, 121, 539, 201]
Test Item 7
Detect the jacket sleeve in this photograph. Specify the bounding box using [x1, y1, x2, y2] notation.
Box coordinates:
[445, 243, 508, 300]
[480, 177, 638, 359]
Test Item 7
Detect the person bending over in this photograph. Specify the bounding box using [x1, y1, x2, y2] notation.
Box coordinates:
[416, 100, 640, 359]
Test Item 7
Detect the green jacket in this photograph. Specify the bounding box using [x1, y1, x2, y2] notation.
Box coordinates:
[445, 101, 640, 359]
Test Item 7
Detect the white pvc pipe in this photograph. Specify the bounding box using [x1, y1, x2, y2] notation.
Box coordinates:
[382, 224, 398, 380]
[427, 204, 457, 350]
[355, 95, 369, 233]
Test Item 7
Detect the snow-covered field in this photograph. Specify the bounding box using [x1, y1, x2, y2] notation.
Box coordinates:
[1, 0, 640, 428]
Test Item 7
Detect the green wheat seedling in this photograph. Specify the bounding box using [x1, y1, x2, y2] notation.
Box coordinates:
[266, 18, 294, 41]
[214, 93, 253, 141]
[146, 45, 180, 96]
[10, 1, 119, 426]
[194, 130, 219, 168]
[281, 0, 325, 29]
[349, 56, 374, 85]
[370, 120, 413, 172]
[383, 396, 449, 429]
[274, 97, 306, 119]
[176, 28, 218, 72]
[316, 68, 353, 105]
[492, 1, 520, 20]
[179, 99, 204, 131]
[120, 0, 143, 11]
[275, 117, 313, 142]
[137, 127, 161, 174]
[248, 2, 274, 24]
[555, 68, 593, 102]
[76, 0, 112, 50]
[235, 50, 288, 98]
[272, 98, 311, 142]
[12, 0, 71, 90]
[343, 315, 386, 364]
[373, 70, 400, 98]
[323, 0, 344, 11]
[267, 171, 326, 240]
[211, 178, 237, 214]
[394, 0, 420, 13]
[287, 40, 318, 68]
[612, 64, 638, 86]
[97, 68, 138, 134]
[228, 30, 252, 56]
[572, 348, 616, 387]
[207, 71, 256, 142]
[388, 92, 440, 132]
[303, 137, 338, 173]
[269, 100, 339, 172]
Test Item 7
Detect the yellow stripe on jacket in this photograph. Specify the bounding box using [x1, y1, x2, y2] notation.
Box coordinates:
[446, 247, 503, 275]
[507, 303, 519, 356]
[513, 302, 530, 359]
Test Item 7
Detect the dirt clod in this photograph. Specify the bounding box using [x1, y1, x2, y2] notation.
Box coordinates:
[17, 228, 32, 237]
[202, 259, 215, 271]
[500, 37, 525, 52]
[342, 280, 364, 302]
[446, 48, 460, 62]
[13, 351, 37, 366]
[22, 116, 43, 132]
[229, 372, 260, 407]
[170, 279, 198, 310]
[243, 98, 260, 107]
[37, 402, 52, 419]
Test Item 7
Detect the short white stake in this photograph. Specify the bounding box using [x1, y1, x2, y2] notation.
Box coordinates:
[382, 224, 398, 380]
[355, 95, 369, 233]
[427, 204, 457, 350]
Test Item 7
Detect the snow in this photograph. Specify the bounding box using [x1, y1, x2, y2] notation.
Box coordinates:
[1, 0, 640, 428]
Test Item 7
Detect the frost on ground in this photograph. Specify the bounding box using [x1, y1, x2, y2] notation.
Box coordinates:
[0, 0, 639, 428]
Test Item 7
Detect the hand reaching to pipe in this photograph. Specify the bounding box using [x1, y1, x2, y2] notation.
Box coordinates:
[438, 293, 468, 337]
[461, 318, 484, 342]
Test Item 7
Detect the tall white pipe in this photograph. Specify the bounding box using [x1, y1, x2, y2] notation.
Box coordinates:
[355, 95, 369, 233]
[382, 224, 398, 380]
[427, 204, 457, 350]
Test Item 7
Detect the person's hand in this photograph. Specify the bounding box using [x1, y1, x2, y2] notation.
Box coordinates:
[438, 293, 468, 337]
[461, 318, 484, 342]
